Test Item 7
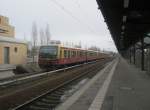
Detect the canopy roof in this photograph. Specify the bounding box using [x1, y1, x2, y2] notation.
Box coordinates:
[96, 0, 150, 53]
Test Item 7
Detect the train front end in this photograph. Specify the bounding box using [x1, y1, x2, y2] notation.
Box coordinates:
[38, 45, 59, 69]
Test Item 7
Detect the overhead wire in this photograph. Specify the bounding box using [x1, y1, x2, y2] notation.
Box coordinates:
[49, 0, 97, 33]
[73, 0, 89, 19]
[73, 0, 97, 31]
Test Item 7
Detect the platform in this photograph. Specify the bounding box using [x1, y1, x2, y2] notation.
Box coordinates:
[0, 64, 15, 79]
[56, 57, 150, 110]
[101, 58, 150, 110]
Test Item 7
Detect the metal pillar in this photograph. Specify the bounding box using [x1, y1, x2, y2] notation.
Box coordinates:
[133, 45, 136, 64]
[129, 48, 132, 63]
[141, 37, 144, 70]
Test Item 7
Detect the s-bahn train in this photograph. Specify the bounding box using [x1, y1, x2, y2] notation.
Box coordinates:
[38, 44, 109, 69]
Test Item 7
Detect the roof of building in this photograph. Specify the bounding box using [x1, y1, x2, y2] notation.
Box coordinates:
[0, 36, 27, 44]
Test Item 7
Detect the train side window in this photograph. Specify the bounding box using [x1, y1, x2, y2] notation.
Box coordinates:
[14, 47, 18, 53]
[71, 51, 73, 57]
[83, 52, 85, 56]
[71, 51, 72, 57]
[69, 50, 70, 58]
[75, 51, 77, 57]
[60, 50, 62, 58]
[68, 50, 70, 58]
[64, 50, 66, 58]
[73, 51, 76, 57]
[78, 51, 80, 56]
[80, 52, 82, 56]
[64, 50, 67, 58]
[73, 51, 74, 57]
[88, 52, 90, 56]
[72, 51, 75, 57]
[70, 50, 72, 58]
[81, 51, 83, 57]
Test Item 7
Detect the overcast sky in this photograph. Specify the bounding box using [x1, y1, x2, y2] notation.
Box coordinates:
[0, 0, 117, 52]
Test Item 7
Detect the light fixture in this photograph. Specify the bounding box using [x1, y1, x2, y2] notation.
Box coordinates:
[122, 25, 125, 30]
[122, 15, 127, 22]
[121, 32, 124, 35]
[147, 33, 150, 36]
[121, 36, 124, 39]
[129, 11, 142, 18]
[124, 0, 129, 8]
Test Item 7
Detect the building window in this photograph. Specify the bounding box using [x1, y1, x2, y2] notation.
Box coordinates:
[14, 47, 18, 53]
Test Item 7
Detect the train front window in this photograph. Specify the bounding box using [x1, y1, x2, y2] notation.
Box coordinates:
[40, 46, 58, 58]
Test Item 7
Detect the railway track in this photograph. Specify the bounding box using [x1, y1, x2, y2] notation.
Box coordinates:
[0, 58, 112, 110]
[0, 60, 98, 87]
[12, 60, 106, 110]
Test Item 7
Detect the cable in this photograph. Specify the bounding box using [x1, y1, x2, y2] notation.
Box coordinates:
[49, 0, 97, 33]
[74, 0, 89, 18]
[73, 0, 97, 31]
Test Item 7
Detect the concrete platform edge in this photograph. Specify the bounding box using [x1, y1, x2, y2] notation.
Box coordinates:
[88, 59, 118, 110]
[56, 59, 118, 110]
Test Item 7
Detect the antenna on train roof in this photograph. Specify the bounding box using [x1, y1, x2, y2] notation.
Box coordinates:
[49, 40, 61, 45]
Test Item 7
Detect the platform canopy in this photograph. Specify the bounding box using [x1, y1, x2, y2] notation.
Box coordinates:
[96, 0, 150, 53]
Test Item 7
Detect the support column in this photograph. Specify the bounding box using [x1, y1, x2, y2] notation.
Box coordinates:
[133, 45, 136, 64]
[141, 37, 144, 70]
[129, 48, 132, 63]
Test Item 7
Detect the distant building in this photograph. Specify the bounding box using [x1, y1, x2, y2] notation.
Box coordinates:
[0, 15, 27, 65]
[0, 15, 15, 37]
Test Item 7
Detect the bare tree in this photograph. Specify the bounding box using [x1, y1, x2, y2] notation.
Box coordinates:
[78, 41, 82, 48]
[88, 45, 101, 51]
[31, 22, 38, 63]
[71, 42, 74, 47]
[74, 41, 82, 48]
[45, 24, 51, 45]
[39, 28, 45, 45]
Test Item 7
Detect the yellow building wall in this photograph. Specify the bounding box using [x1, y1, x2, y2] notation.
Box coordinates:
[0, 42, 27, 65]
[0, 24, 15, 37]
[0, 16, 9, 25]
[0, 15, 15, 37]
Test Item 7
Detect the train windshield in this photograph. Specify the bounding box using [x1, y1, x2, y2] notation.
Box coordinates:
[39, 46, 58, 59]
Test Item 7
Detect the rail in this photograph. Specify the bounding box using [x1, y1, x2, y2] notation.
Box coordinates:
[12, 60, 102, 110]
[0, 61, 97, 86]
